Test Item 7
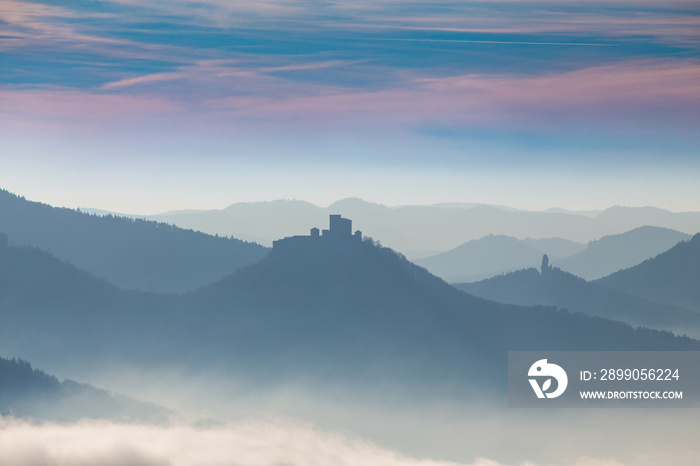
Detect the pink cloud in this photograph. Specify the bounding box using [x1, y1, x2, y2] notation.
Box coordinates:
[2, 60, 698, 136]
[0, 88, 182, 119]
[200, 60, 700, 131]
[0, 0, 123, 46]
[102, 73, 183, 90]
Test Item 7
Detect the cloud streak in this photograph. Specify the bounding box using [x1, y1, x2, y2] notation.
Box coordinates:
[3, 59, 698, 134]
[102, 73, 183, 90]
[0, 0, 123, 46]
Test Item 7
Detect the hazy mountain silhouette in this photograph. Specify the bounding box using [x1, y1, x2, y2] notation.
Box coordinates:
[0, 356, 168, 421]
[0, 189, 268, 292]
[415, 235, 584, 282]
[1, 217, 698, 397]
[521, 237, 587, 258]
[454, 258, 700, 335]
[175, 218, 699, 391]
[151, 199, 329, 245]
[596, 234, 700, 312]
[553, 226, 691, 280]
[0, 241, 178, 370]
[594, 206, 700, 237]
[142, 199, 700, 258]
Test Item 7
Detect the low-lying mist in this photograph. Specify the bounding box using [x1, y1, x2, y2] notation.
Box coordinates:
[0, 416, 637, 466]
[21, 364, 699, 466]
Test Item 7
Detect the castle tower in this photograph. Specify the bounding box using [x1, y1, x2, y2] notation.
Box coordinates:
[329, 214, 352, 237]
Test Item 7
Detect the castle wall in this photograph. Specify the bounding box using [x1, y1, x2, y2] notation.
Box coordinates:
[272, 215, 359, 251]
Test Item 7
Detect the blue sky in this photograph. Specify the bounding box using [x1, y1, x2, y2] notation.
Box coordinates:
[1, 0, 699, 213]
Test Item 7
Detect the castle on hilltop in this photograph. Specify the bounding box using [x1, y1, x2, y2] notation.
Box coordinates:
[273, 215, 362, 250]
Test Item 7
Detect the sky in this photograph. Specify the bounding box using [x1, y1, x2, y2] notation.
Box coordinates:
[1, 0, 699, 214]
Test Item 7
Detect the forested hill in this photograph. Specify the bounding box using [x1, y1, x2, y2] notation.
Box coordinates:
[0, 356, 168, 421]
[553, 226, 691, 280]
[453, 262, 700, 334]
[0, 189, 269, 293]
[596, 234, 700, 312]
[414, 234, 582, 282]
[0, 242, 176, 369]
[180, 236, 700, 390]
[1, 223, 698, 398]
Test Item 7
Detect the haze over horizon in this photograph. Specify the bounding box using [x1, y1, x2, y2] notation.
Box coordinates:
[4, 191, 700, 219]
[1, 0, 699, 214]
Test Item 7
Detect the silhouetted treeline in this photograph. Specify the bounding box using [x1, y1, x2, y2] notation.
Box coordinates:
[0, 357, 61, 406]
[597, 234, 700, 312]
[415, 234, 577, 283]
[1, 225, 698, 399]
[0, 356, 169, 421]
[0, 189, 269, 292]
[177, 236, 700, 392]
[454, 260, 700, 333]
[0, 243, 175, 368]
[553, 225, 691, 280]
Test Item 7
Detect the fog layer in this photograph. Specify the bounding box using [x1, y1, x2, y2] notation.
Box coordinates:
[0, 416, 632, 466]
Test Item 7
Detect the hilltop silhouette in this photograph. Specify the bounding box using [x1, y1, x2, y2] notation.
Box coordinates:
[144, 199, 700, 257]
[454, 257, 700, 334]
[0, 189, 268, 293]
[596, 234, 700, 312]
[179, 216, 699, 389]
[415, 235, 584, 282]
[0, 356, 168, 421]
[553, 226, 691, 280]
[1, 215, 698, 398]
[0, 239, 184, 372]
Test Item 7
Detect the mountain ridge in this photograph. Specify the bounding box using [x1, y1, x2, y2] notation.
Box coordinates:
[596, 234, 700, 312]
[553, 226, 691, 280]
[1, 214, 698, 399]
[0, 356, 169, 422]
[415, 234, 585, 282]
[454, 260, 700, 336]
[0, 189, 269, 293]
[138, 198, 700, 257]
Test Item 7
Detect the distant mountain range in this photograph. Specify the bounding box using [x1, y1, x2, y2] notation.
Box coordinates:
[553, 226, 691, 280]
[1, 218, 696, 397]
[2, 189, 698, 402]
[414, 235, 584, 282]
[596, 234, 700, 313]
[412, 226, 691, 284]
[0, 356, 168, 421]
[454, 258, 700, 336]
[116, 198, 700, 258]
[0, 189, 268, 293]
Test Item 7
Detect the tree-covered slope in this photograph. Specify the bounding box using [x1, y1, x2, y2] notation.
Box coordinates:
[0, 189, 269, 293]
[0, 242, 174, 369]
[415, 234, 583, 282]
[0, 357, 168, 421]
[596, 234, 700, 312]
[554, 226, 691, 280]
[454, 259, 699, 334]
[181, 237, 700, 389]
[1, 228, 697, 398]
